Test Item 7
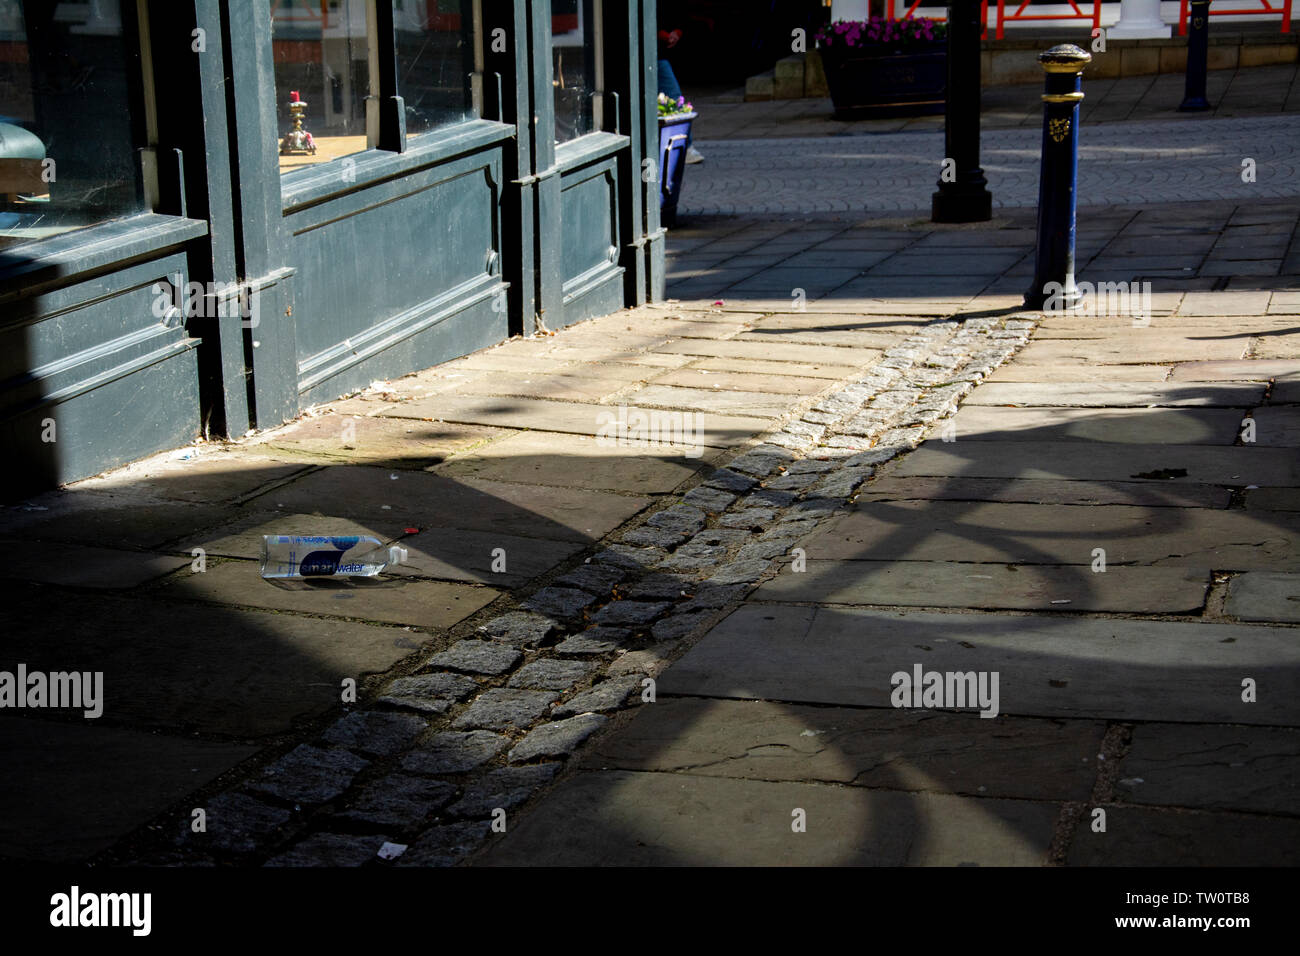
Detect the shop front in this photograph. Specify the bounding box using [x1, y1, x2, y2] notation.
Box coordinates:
[0, 0, 665, 499]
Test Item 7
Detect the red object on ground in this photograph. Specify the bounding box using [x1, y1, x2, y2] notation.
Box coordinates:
[404, 528, 420, 534]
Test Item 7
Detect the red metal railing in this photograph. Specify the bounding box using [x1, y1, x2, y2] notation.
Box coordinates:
[1178, 0, 1293, 33]
[993, 0, 1101, 39]
[886, 0, 991, 39]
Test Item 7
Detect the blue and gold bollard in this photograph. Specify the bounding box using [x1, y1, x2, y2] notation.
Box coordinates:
[1179, 0, 1212, 112]
[1024, 44, 1091, 311]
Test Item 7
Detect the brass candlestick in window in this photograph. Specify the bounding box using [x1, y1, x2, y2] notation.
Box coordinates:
[279, 90, 317, 155]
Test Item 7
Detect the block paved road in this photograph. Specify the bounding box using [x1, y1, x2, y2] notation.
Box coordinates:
[679, 115, 1300, 217]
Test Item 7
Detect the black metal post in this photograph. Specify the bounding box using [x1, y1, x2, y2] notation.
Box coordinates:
[1024, 44, 1090, 311]
[931, 0, 991, 223]
[1179, 0, 1212, 112]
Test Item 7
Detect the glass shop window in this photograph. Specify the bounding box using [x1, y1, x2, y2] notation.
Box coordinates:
[551, 0, 598, 144]
[394, 0, 476, 138]
[272, 0, 373, 173]
[0, 0, 146, 248]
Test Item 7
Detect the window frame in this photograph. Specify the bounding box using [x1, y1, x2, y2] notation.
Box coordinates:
[274, 0, 490, 190]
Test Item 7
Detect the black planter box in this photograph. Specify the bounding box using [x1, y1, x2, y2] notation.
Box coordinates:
[820, 46, 947, 119]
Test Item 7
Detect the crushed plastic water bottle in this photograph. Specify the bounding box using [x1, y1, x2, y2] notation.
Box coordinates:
[260, 535, 408, 579]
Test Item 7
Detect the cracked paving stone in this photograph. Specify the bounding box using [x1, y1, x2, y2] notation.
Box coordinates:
[339, 773, 458, 830]
[554, 626, 636, 655]
[446, 764, 560, 818]
[427, 640, 524, 676]
[555, 562, 626, 596]
[736, 539, 796, 563]
[766, 432, 818, 452]
[183, 792, 292, 855]
[265, 832, 391, 867]
[378, 673, 479, 714]
[764, 473, 820, 492]
[728, 453, 789, 478]
[401, 731, 510, 775]
[477, 611, 559, 648]
[247, 745, 369, 806]
[622, 525, 690, 549]
[738, 488, 798, 509]
[802, 410, 841, 426]
[592, 544, 665, 572]
[322, 711, 428, 758]
[706, 559, 773, 586]
[645, 506, 708, 535]
[789, 497, 842, 517]
[452, 688, 559, 731]
[552, 675, 645, 717]
[679, 583, 749, 611]
[621, 572, 697, 600]
[846, 448, 904, 467]
[397, 821, 488, 866]
[592, 600, 673, 627]
[507, 658, 598, 690]
[816, 467, 876, 499]
[786, 459, 837, 475]
[652, 610, 717, 642]
[704, 467, 759, 493]
[682, 486, 738, 513]
[521, 586, 596, 621]
[720, 508, 775, 528]
[509, 713, 609, 763]
[608, 643, 678, 677]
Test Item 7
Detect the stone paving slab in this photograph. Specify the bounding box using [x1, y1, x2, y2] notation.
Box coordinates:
[945, 406, 1243, 445]
[475, 770, 1057, 866]
[1250, 408, 1300, 446]
[380, 394, 771, 449]
[1250, 332, 1300, 359]
[584, 698, 1103, 802]
[2, 582, 416, 737]
[1012, 337, 1249, 365]
[623, 384, 794, 419]
[1066, 806, 1300, 866]
[985, 364, 1173, 383]
[683, 356, 862, 380]
[656, 337, 878, 367]
[69, 453, 314, 504]
[886, 440, 1300, 486]
[1167, 359, 1300, 381]
[1224, 571, 1300, 623]
[0, 716, 257, 863]
[0, 494, 238, 551]
[859, 476, 1231, 509]
[394, 529, 581, 588]
[810, 499, 1300, 570]
[658, 605, 1300, 726]
[649, 368, 829, 396]
[158, 560, 499, 629]
[754, 560, 1209, 614]
[1117, 723, 1300, 816]
[0, 540, 191, 588]
[431, 431, 713, 494]
[250, 466, 652, 543]
[451, 370, 645, 402]
[962, 381, 1263, 407]
[255, 415, 507, 468]
[1244, 487, 1300, 511]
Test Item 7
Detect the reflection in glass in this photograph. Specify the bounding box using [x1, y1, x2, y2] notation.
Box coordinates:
[394, 0, 476, 137]
[271, 0, 372, 173]
[551, 0, 597, 144]
[0, 0, 145, 247]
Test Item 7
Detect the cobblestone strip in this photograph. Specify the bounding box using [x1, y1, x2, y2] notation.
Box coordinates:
[138, 314, 1038, 867]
